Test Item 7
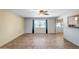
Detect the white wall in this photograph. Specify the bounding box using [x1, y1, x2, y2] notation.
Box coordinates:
[48, 18, 56, 33]
[24, 18, 32, 33]
[24, 18, 56, 33]
[0, 10, 24, 47]
[58, 10, 79, 46]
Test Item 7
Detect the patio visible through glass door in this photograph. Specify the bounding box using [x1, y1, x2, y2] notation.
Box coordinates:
[34, 19, 46, 33]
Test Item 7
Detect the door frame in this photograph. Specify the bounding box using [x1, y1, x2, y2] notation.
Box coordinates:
[32, 19, 34, 33]
[46, 19, 48, 34]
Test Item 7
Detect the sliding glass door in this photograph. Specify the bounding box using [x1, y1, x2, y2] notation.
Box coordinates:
[33, 19, 47, 33]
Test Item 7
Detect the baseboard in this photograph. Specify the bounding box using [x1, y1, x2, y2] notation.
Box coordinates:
[25, 33, 57, 34]
[0, 33, 24, 48]
[56, 32, 63, 34]
[64, 38, 79, 47]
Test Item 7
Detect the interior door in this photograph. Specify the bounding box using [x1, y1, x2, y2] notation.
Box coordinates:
[56, 19, 63, 33]
[34, 19, 46, 33]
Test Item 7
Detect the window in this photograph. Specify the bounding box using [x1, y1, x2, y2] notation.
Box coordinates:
[34, 20, 46, 28]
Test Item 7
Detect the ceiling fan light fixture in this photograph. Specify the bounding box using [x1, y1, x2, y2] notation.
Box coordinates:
[39, 13, 45, 16]
[39, 10, 48, 16]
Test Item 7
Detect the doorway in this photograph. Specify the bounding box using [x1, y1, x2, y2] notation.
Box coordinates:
[56, 19, 63, 33]
[32, 19, 48, 33]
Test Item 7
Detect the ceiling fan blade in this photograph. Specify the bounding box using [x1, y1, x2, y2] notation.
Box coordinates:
[44, 13, 49, 15]
[44, 11, 48, 12]
[39, 10, 49, 15]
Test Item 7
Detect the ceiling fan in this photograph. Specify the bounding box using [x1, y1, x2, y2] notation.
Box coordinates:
[39, 10, 49, 15]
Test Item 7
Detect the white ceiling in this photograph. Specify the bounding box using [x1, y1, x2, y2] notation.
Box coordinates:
[8, 9, 79, 18]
